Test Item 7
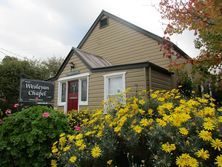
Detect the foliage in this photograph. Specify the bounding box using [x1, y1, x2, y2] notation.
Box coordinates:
[52, 89, 222, 167]
[0, 56, 63, 111]
[159, 0, 222, 60]
[159, 0, 222, 96]
[0, 106, 71, 167]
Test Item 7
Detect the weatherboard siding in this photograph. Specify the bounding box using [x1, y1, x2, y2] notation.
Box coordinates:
[81, 17, 172, 69]
[59, 53, 89, 78]
[55, 68, 145, 110]
[87, 68, 145, 109]
[53, 54, 89, 110]
[150, 70, 172, 90]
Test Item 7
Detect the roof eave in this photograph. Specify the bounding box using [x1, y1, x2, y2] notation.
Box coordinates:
[92, 61, 173, 75]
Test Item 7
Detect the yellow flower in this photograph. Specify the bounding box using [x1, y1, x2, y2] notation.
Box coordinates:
[198, 130, 212, 141]
[139, 109, 145, 115]
[96, 130, 103, 138]
[69, 155, 77, 163]
[140, 118, 149, 127]
[203, 121, 215, 131]
[75, 133, 83, 140]
[156, 118, 167, 127]
[79, 143, 86, 151]
[63, 146, 71, 152]
[148, 109, 153, 115]
[51, 146, 58, 154]
[107, 160, 113, 165]
[133, 125, 142, 134]
[157, 97, 165, 102]
[51, 160, 57, 167]
[59, 137, 66, 148]
[114, 126, 121, 133]
[195, 148, 210, 160]
[139, 99, 145, 105]
[151, 93, 157, 99]
[105, 114, 112, 123]
[215, 155, 222, 167]
[198, 98, 208, 104]
[75, 139, 84, 147]
[211, 139, 222, 151]
[218, 116, 222, 123]
[179, 127, 189, 136]
[176, 153, 198, 167]
[68, 135, 75, 142]
[203, 107, 215, 116]
[59, 133, 65, 137]
[163, 114, 172, 123]
[162, 142, 176, 153]
[91, 145, 102, 158]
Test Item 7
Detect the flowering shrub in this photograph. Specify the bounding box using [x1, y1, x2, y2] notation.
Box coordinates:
[52, 89, 222, 167]
[67, 109, 91, 130]
[0, 106, 71, 167]
[0, 99, 20, 123]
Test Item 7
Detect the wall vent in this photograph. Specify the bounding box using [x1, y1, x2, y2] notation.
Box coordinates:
[99, 17, 108, 28]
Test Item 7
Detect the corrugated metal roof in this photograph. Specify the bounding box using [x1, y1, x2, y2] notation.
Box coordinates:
[75, 48, 112, 68]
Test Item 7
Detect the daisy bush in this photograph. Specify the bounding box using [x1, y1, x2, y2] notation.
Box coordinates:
[52, 89, 222, 167]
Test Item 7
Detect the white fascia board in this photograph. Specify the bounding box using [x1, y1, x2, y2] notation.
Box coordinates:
[58, 73, 90, 82]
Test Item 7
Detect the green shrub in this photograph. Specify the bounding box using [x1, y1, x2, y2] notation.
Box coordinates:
[0, 106, 71, 167]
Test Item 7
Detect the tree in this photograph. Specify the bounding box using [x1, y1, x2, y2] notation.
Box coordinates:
[0, 56, 63, 109]
[159, 0, 222, 65]
[159, 0, 222, 101]
[41, 56, 64, 78]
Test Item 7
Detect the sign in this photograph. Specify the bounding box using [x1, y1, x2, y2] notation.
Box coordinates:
[19, 79, 54, 103]
[67, 70, 80, 76]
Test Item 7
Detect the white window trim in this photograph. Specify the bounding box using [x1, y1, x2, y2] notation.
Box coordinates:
[103, 71, 126, 105]
[58, 72, 90, 82]
[57, 72, 90, 113]
[78, 77, 89, 106]
[57, 81, 68, 106]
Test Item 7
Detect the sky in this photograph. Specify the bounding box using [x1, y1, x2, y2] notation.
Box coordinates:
[0, 0, 200, 61]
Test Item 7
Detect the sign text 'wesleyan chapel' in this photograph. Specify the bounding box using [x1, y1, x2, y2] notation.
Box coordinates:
[20, 79, 54, 103]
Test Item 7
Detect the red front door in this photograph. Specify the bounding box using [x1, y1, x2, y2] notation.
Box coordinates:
[68, 80, 78, 112]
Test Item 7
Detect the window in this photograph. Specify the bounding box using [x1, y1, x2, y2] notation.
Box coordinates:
[79, 78, 88, 105]
[58, 82, 67, 106]
[61, 82, 66, 102]
[104, 72, 126, 108]
[100, 18, 108, 28]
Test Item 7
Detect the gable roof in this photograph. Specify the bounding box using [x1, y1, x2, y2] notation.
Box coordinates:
[49, 47, 112, 81]
[50, 10, 188, 81]
[78, 10, 191, 60]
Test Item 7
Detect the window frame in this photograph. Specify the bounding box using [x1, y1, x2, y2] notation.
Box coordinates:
[57, 73, 90, 111]
[57, 81, 68, 106]
[104, 71, 126, 103]
[78, 77, 89, 106]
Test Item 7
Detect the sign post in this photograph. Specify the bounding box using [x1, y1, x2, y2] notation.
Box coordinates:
[19, 79, 54, 104]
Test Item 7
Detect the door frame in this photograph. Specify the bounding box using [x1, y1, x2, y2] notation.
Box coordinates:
[57, 72, 90, 114]
[67, 80, 79, 112]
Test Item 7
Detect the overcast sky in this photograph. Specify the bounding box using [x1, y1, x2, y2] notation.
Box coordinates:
[0, 0, 200, 61]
